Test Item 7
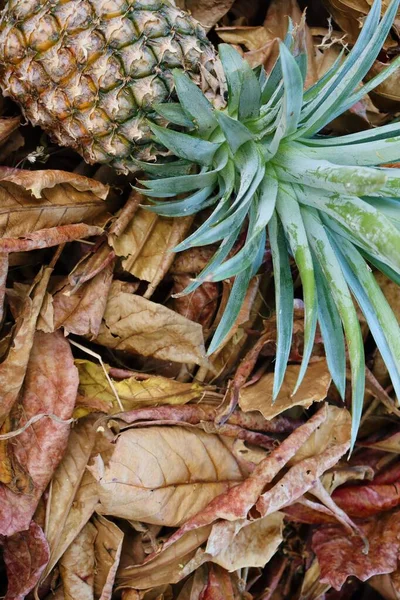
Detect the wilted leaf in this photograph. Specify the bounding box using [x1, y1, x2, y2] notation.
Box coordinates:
[312, 509, 400, 590]
[40, 417, 109, 583]
[367, 59, 400, 110]
[0, 223, 103, 253]
[239, 360, 331, 419]
[176, 0, 235, 29]
[2, 521, 50, 600]
[95, 281, 208, 366]
[93, 515, 124, 600]
[0, 331, 78, 536]
[117, 527, 212, 589]
[0, 266, 52, 424]
[0, 117, 20, 146]
[94, 426, 246, 526]
[170, 275, 219, 330]
[110, 207, 192, 294]
[146, 406, 334, 553]
[59, 522, 97, 600]
[51, 259, 114, 337]
[76, 359, 204, 414]
[369, 569, 400, 600]
[0, 167, 108, 239]
[183, 512, 284, 573]
[0, 252, 7, 322]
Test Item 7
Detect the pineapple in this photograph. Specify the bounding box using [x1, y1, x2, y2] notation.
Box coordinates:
[0, 0, 220, 172]
[135, 0, 400, 447]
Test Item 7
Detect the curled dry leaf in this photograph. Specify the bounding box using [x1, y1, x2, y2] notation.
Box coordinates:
[39, 416, 106, 583]
[0, 331, 78, 536]
[176, 0, 235, 29]
[369, 569, 400, 600]
[110, 206, 192, 294]
[170, 275, 219, 330]
[2, 520, 50, 600]
[312, 508, 400, 590]
[239, 360, 331, 419]
[117, 527, 212, 589]
[0, 266, 52, 424]
[0, 222, 103, 253]
[92, 515, 124, 600]
[51, 259, 115, 337]
[58, 515, 123, 600]
[94, 426, 246, 526]
[0, 167, 108, 240]
[0, 116, 20, 146]
[95, 281, 208, 366]
[76, 359, 204, 414]
[181, 512, 284, 575]
[59, 522, 97, 600]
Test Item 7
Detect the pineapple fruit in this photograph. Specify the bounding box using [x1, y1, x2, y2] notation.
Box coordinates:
[0, 0, 399, 444]
[0, 0, 220, 172]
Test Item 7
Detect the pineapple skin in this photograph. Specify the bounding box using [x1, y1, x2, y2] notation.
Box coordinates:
[0, 0, 220, 172]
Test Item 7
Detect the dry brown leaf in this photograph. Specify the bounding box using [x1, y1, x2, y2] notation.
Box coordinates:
[110, 207, 192, 295]
[59, 522, 97, 600]
[0, 116, 20, 146]
[0, 168, 108, 239]
[2, 521, 50, 600]
[0, 223, 103, 253]
[93, 426, 246, 526]
[369, 569, 400, 600]
[239, 360, 331, 419]
[170, 276, 219, 331]
[0, 266, 52, 425]
[117, 527, 212, 589]
[51, 259, 114, 337]
[182, 512, 284, 574]
[93, 515, 124, 600]
[176, 0, 235, 29]
[0, 251, 7, 322]
[0, 331, 78, 536]
[368, 60, 400, 109]
[39, 417, 107, 584]
[76, 359, 204, 414]
[95, 281, 208, 366]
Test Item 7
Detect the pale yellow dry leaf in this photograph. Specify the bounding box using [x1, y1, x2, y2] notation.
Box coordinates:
[300, 558, 330, 600]
[117, 527, 212, 589]
[239, 360, 331, 419]
[93, 515, 124, 600]
[110, 207, 192, 291]
[95, 281, 208, 366]
[76, 359, 204, 413]
[59, 522, 97, 600]
[94, 426, 245, 526]
[0, 168, 108, 239]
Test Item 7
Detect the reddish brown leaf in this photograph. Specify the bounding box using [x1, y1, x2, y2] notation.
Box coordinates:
[2, 521, 50, 600]
[332, 482, 400, 517]
[115, 403, 300, 434]
[312, 509, 400, 590]
[201, 565, 243, 600]
[0, 331, 78, 536]
[0, 223, 103, 253]
[170, 275, 219, 330]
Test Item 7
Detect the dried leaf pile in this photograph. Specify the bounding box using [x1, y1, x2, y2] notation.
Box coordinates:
[0, 0, 399, 599]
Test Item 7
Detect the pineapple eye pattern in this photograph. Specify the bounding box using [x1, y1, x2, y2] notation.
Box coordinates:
[138, 0, 400, 448]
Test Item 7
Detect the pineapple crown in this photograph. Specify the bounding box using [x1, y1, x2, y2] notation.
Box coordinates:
[136, 0, 400, 448]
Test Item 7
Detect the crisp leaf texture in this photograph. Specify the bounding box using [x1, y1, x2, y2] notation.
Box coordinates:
[95, 281, 208, 366]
